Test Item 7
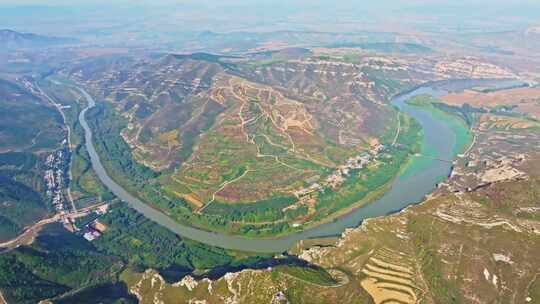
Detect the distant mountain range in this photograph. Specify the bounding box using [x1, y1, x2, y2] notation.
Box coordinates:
[326, 42, 433, 53]
[525, 26, 540, 35]
[0, 29, 77, 49]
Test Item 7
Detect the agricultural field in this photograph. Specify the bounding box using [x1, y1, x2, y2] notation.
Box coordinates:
[439, 87, 540, 132]
[60, 53, 434, 236]
[122, 102, 540, 303]
[440, 87, 540, 120]
[170, 76, 344, 205]
[56, 50, 527, 237]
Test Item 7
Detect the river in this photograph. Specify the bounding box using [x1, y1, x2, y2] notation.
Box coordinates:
[77, 79, 519, 253]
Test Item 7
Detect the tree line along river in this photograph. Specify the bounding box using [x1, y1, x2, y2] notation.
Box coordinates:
[75, 79, 519, 253]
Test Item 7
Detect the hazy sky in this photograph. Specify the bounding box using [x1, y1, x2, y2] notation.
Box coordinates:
[1, 0, 539, 39]
[2, 0, 540, 8]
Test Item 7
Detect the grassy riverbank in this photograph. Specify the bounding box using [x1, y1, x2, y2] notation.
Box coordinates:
[38, 80, 112, 209]
[84, 100, 423, 238]
[405, 94, 473, 156]
[87, 100, 421, 238]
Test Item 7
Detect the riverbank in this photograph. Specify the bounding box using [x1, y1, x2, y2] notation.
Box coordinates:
[405, 93, 473, 156]
[71, 80, 472, 253]
[83, 90, 423, 240]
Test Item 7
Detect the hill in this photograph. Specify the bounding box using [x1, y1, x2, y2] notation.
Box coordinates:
[119, 85, 540, 304]
[58, 52, 520, 237]
[59, 53, 419, 236]
[0, 29, 76, 50]
[0, 79, 65, 241]
[0, 204, 272, 304]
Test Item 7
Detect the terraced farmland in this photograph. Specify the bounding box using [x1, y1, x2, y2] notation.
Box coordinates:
[360, 248, 420, 304]
[59, 53, 420, 236]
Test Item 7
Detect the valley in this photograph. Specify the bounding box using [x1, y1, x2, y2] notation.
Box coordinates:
[1, 4, 540, 302]
[57, 51, 518, 239]
[0, 78, 69, 242]
[121, 80, 540, 303]
[58, 53, 414, 237]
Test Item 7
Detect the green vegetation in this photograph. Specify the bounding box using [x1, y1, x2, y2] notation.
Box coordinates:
[70, 54, 417, 238]
[275, 265, 338, 286]
[0, 203, 272, 303]
[0, 79, 64, 152]
[314, 54, 331, 61]
[204, 196, 298, 223]
[0, 79, 66, 241]
[0, 254, 69, 304]
[311, 113, 422, 222]
[327, 42, 432, 53]
[0, 161, 49, 240]
[361, 66, 405, 97]
[70, 141, 113, 207]
[408, 217, 462, 303]
[433, 102, 485, 127]
[406, 94, 473, 155]
[84, 93, 419, 237]
[0, 152, 50, 240]
[86, 103, 159, 191]
[94, 203, 271, 271]
[83, 99, 303, 236]
[0, 224, 122, 304]
[246, 59, 286, 67]
[342, 53, 361, 64]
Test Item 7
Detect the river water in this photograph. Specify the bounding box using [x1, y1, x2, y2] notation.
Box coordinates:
[76, 79, 517, 253]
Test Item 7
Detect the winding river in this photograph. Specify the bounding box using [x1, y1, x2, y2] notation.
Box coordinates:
[76, 79, 518, 253]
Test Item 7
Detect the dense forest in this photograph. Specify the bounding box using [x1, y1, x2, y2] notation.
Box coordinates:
[85, 103, 158, 191]
[0, 202, 272, 303]
[0, 224, 123, 304]
[0, 152, 50, 241]
[0, 79, 65, 241]
[94, 203, 271, 271]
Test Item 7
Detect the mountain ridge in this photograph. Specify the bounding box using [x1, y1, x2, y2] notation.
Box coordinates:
[0, 29, 77, 49]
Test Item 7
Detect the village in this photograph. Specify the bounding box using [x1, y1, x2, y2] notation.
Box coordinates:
[44, 144, 70, 213]
[79, 204, 110, 241]
[43, 145, 110, 241]
[30, 76, 112, 244]
[291, 143, 386, 209]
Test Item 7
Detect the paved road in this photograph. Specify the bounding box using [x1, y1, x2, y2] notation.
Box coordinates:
[32, 80, 77, 213]
[0, 204, 105, 249]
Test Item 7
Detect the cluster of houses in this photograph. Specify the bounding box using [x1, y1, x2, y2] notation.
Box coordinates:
[294, 151, 376, 198]
[82, 205, 109, 242]
[44, 145, 69, 212]
[82, 220, 108, 241]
